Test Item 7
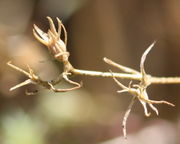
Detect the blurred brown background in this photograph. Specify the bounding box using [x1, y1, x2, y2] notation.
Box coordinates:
[0, 0, 180, 144]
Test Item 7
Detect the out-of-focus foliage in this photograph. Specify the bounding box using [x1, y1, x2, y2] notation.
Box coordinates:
[100, 120, 177, 144]
[1, 110, 45, 144]
[0, 0, 180, 144]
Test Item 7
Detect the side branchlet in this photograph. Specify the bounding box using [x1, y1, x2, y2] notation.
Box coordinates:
[7, 17, 82, 93]
[107, 42, 174, 138]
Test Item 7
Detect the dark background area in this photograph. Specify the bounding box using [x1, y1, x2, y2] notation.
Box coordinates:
[0, 0, 180, 144]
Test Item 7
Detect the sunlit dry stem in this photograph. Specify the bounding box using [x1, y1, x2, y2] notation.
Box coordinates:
[71, 68, 142, 80]
[7, 61, 30, 77]
[150, 77, 180, 84]
[70, 69, 180, 84]
[122, 96, 136, 139]
[103, 57, 139, 74]
[10, 79, 32, 91]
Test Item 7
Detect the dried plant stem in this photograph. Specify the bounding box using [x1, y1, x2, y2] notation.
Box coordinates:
[150, 77, 180, 84]
[103, 57, 139, 74]
[71, 68, 180, 84]
[71, 68, 142, 80]
[7, 61, 30, 77]
[122, 96, 136, 139]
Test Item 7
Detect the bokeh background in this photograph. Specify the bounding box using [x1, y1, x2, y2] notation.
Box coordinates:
[0, 0, 180, 144]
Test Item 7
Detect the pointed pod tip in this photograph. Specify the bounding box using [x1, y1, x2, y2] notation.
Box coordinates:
[103, 57, 107, 62]
[56, 17, 61, 22]
[33, 24, 39, 30]
[145, 112, 151, 117]
[152, 40, 156, 45]
[170, 103, 175, 107]
[9, 87, 14, 91]
[148, 41, 156, 50]
[103, 57, 111, 64]
[140, 41, 156, 73]
[46, 16, 51, 19]
[46, 16, 53, 23]
[6, 61, 12, 65]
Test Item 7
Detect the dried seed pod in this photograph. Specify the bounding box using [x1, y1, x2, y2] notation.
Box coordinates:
[33, 17, 69, 62]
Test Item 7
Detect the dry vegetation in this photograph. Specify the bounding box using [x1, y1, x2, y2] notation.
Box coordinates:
[7, 17, 180, 138]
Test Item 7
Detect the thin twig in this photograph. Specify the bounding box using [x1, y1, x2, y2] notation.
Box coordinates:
[10, 79, 32, 91]
[104, 57, 139, 74]
[7, 61, 30, 77]
[71, 68, 142, 80]
[122, 96, 136, 139]
[150, 77, 180, 84]
[71, 68, 180, 84]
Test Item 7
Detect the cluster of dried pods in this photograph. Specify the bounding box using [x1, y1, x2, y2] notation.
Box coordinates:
[7, 17, 179, 138]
